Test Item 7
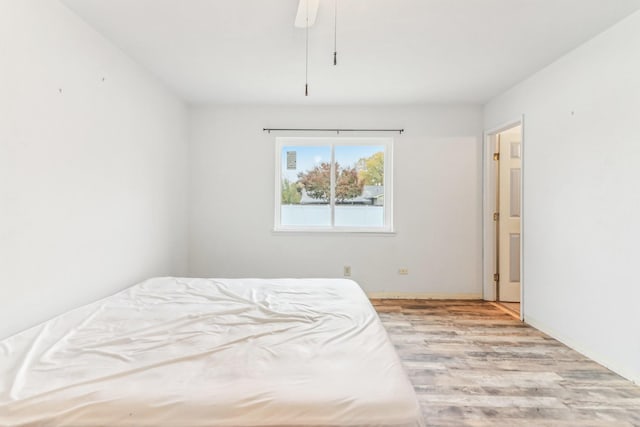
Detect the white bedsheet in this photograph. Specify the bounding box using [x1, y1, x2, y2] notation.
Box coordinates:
[0, 277, 424, 427]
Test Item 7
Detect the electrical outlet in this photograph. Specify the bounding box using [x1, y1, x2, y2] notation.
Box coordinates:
[343, 266, 351, 277]
[398, 268, 409, 275]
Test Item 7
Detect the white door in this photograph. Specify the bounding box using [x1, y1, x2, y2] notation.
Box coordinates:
[498, 131, 521, 302]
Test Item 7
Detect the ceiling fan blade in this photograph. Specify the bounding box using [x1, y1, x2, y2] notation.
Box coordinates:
[294, 0, 319, 28]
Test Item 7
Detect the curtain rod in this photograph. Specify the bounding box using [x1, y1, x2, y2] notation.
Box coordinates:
[263, 128, 404, 134]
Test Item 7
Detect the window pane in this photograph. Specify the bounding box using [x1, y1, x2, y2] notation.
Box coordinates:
[281, 145, 331, 227]
[334, 145, 385, 227]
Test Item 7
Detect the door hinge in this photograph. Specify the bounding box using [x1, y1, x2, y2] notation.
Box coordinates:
[493, 212, 499, 221]
[493, 273, 499, 282]
[493, 152, 500, 161]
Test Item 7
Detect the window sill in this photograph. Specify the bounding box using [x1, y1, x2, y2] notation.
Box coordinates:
[272, 227, 396, 235]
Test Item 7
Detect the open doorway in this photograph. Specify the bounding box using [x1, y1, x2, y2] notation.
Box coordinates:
[483, 119, 524, 320]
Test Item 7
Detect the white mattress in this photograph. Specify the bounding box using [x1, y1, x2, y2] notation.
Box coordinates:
[0, 277, 424, 427]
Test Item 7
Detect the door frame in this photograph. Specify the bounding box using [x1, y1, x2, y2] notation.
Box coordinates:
[482, 116, 525, 321]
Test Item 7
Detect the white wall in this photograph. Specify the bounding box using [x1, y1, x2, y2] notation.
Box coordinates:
[0, 0, 189, 339]
[485, 11, 640, 384]
[189, 105, 483, 297]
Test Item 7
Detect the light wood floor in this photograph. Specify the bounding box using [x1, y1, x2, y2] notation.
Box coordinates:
[497, 301, 520, 316]
[371, 299, 640, 427]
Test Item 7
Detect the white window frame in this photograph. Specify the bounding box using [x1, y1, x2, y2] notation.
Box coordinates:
[274, 137, 394, 233]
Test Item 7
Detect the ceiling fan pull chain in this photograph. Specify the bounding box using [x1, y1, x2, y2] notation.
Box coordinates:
[333, 0, 338, 65]
[305, 0, 309, 96]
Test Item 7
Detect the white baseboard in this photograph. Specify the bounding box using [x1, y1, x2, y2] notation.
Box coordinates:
[525, 314, 640, 386]
[367, 292, 482, 300]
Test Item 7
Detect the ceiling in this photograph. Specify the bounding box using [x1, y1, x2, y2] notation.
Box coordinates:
[62, 0, 640, 105]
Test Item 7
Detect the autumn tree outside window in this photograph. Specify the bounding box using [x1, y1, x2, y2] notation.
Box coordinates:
[275, 137, 394, 232]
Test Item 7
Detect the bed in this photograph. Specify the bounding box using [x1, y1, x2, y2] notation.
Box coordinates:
[0, 277, 424, 427]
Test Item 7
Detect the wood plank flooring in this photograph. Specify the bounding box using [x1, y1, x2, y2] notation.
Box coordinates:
[496, 301, 520, 316]
[371, 299, 640, 427]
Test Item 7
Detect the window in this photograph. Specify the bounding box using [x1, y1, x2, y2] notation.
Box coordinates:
[275, 137, 393, 232]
